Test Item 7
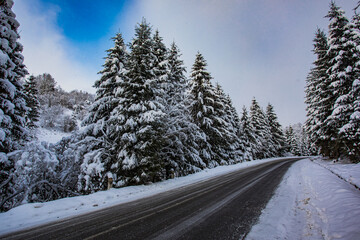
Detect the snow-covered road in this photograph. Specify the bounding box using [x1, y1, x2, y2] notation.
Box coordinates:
[1, 158, 299, 239]
[0, 157, 296, 236]
[247, 159, 360, 240]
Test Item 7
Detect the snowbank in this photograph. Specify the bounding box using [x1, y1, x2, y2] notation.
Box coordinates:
[0, 157, 296, 235]
[313, 158, 360, 189]
[246, 159, 360, 240]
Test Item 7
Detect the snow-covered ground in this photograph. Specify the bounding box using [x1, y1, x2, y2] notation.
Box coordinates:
[313, 158, 360, 189]
[247, 159, 360, 240]
[35, 128, 72, 144]
[0, 157, 294, 236]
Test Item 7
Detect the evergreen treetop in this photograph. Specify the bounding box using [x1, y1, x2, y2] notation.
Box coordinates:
[110, 19, 166, 184]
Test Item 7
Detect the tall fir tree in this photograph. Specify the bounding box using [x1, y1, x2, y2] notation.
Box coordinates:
[23, 75, 40, 129]
[84, 33, 127, 127]
[160, 42, 206, 176]
[214, 83, 244, 163]
[323, 2, 351, 158]
[305, 28, 330, 154]
[0, 0, 28, 153]
[0, 0, 28, 211]
[189, 52, 228, 167]
[79, 33, 128, 192]
[266, 103, 286, 156]
[305, 3, 360, 161]
[333, 12, 360, 161]
[341, 14, 360, 160]
[285, 126, 301, 156]
[165, 42, 186, 107]
[240, 106, 257, 161]
[152, 30, 169, 94]
[299, 127, 312, 156]
[249, 98, 273, 159]
[226, 93, 246, 161]
[110, 19, 166, 185]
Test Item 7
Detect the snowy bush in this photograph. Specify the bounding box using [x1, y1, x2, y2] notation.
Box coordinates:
[0, 141, 80, 211]
[53, 135, 81, 192]
[63, 115, 77, 132]
[1, 142, 58, 210]
[55, 130, 109, 194]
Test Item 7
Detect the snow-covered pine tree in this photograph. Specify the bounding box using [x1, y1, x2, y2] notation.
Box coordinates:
[340, 77, 360, 162]
[214, 83, 243, 163]
[83, 33, 127, 128]
[249, 98, 273, 159]
[324, 2, 352, 158]
[0, 0, 28, 154]
[23, 75, 40, 129]
[226, 94, 245, 155]
[189, 52, 229, 167]
[352, 13, 360, 39]
[152, 30, 168, 93]
[285, 126, 300, 156]
[160, 42, 206, 177]
[110, 19, 166, 185]
[333, 13, 360, 162]
[226, 94, 246, 161]
[239, 106, 257, 161]
[299, 126, 312, 156]
[266, 103, 286, 156]
[226, 94, 241, 132]
[150, 30, 178, 178]
[0, 0, 29, 210]
[305, 29, 330, 155]
[78, 33, 128, 192]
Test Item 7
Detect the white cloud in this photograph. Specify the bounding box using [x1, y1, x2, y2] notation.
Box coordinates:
[13, 0, 97, 93]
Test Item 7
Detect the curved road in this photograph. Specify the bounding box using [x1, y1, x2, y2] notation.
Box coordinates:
[2, 158, 302, 240]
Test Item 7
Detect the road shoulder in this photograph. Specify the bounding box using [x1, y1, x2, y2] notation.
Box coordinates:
[246, 159, 360, 240]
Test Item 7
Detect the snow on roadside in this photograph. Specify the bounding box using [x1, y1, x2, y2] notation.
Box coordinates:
[312, 158, 360, 189]
[0, 157, 297, 236]
[246, 159, 360, 240]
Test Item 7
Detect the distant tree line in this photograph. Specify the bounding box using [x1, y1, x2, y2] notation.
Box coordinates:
[22, 73, 94, 133]
[305, 2, 360, 162]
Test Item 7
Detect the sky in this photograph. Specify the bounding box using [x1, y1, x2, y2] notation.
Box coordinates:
[13, 0, 358, 126]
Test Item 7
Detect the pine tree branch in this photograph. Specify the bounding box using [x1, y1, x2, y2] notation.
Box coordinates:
[0, 187, 25, 211]
[0, 172, 13, 189]
[1, 180, 80, 211]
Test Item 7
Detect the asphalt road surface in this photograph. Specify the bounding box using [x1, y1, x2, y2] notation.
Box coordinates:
[1, 158, 303, 240]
